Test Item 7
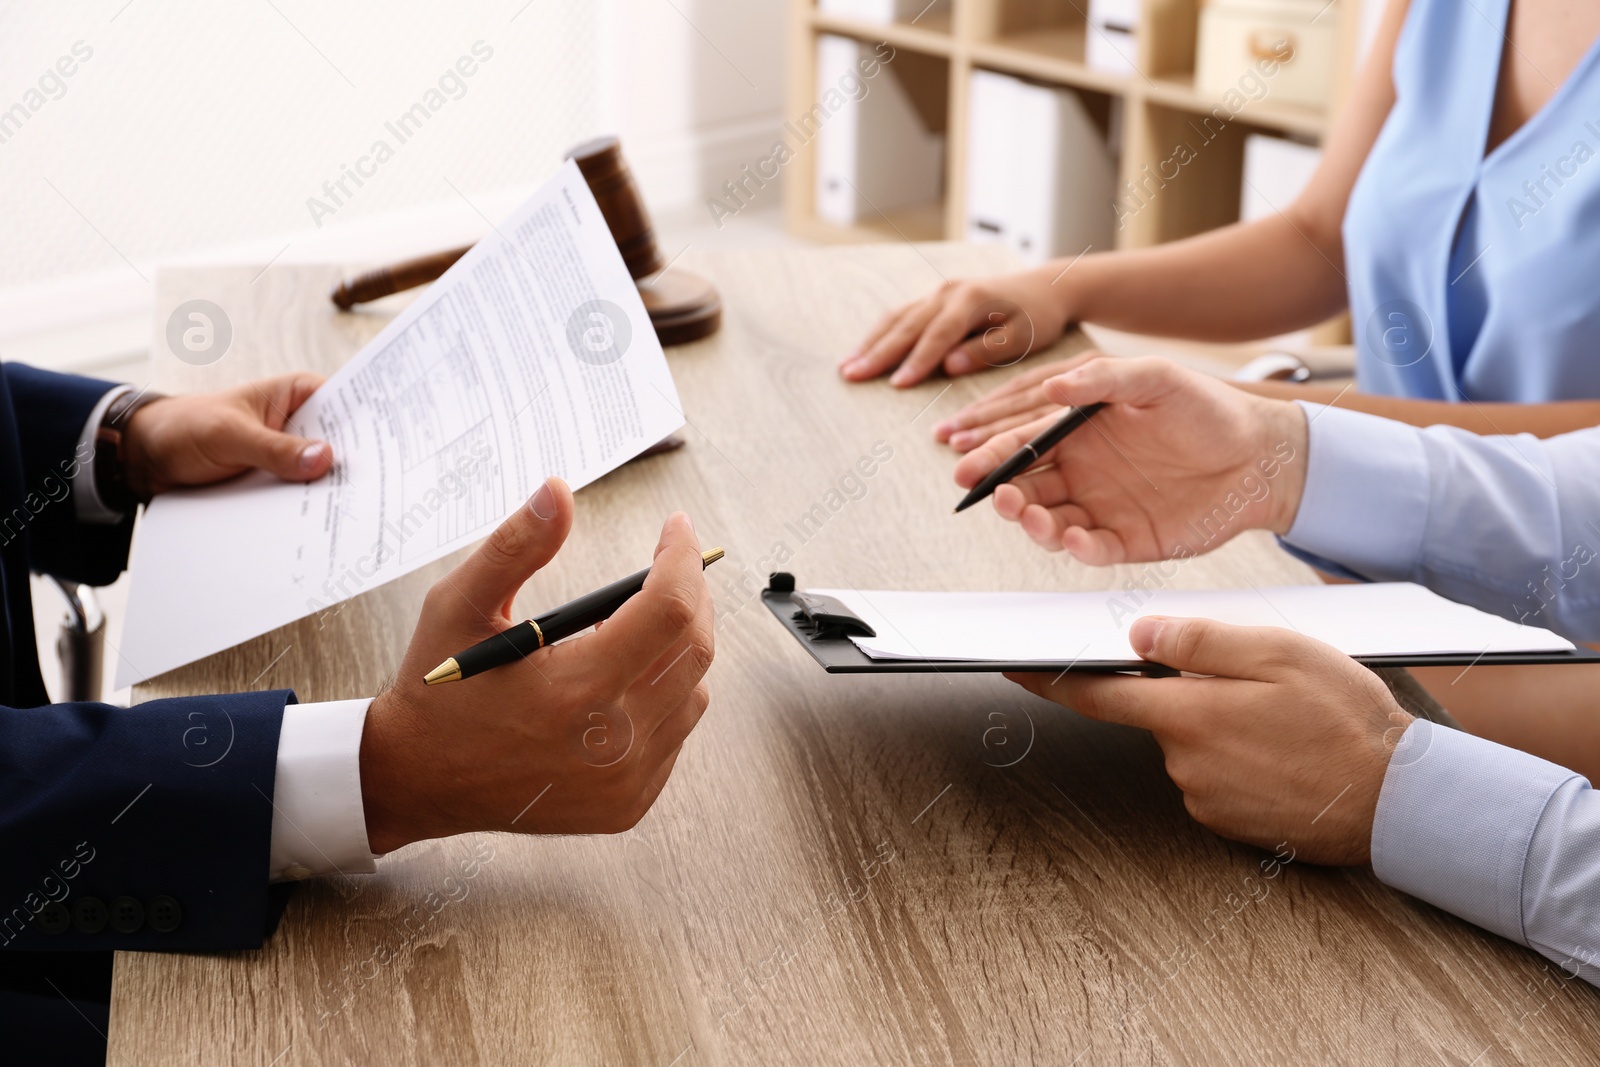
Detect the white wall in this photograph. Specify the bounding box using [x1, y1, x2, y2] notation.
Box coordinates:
[0, 0, 788, 367]
[0, 2, 601, 285]
[599, 0, 789, 224]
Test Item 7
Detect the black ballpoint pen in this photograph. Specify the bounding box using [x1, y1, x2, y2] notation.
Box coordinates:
[952, 403, 1108, 514]
[423, 547, 725, 685]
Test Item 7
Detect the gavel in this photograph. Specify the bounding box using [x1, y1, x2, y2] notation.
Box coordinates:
[330, 137, 722, 347]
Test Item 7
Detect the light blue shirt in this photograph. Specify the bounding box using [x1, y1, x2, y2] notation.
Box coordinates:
[1284, 402, 1600, 984]
[1343, 0, 1600, 401]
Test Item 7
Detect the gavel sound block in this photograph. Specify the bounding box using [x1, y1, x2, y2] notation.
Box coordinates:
[329, 137, 722, 347]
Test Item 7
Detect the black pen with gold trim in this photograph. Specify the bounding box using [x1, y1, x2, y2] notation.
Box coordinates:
[424, 547, 725, 685]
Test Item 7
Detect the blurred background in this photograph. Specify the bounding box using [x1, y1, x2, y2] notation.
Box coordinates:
[0, 0, 791, 380]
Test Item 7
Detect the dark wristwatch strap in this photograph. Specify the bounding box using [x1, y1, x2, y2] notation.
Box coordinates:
[93, 388, 168, 515]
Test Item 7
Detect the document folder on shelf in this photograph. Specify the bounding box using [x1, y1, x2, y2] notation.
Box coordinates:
[761, 572, 1600, 675]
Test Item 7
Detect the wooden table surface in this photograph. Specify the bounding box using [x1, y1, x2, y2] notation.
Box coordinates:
[112, 244, 1600, 1065]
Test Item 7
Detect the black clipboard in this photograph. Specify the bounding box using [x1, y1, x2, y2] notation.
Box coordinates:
[760, 572, 1600, 675]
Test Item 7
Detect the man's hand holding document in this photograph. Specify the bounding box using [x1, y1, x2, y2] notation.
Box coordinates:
[120, 161, 685, 686]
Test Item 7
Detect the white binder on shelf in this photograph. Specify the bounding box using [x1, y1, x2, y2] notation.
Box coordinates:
[1086, 0, 1141, 76]
[1240, 133, 1322, 222]
[815, 34, 946, 228]
[964, 69, 1118, 265]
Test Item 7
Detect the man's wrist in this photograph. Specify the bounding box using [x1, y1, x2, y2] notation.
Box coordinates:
[1346, 707, 1413, 867]
[1262, 398, 1310, 536]
[358, 691, 411, 854]
[103, 391, 169, 506]
[358, 689, 447, 855]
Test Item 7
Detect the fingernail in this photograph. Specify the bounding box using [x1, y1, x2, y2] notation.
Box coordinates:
[950, 431, 974, 451]
[946, 352, 973, 375]
[683, 513, 695, 533]
[889, 370, 910, 387]
[529, 481, 556, 520]
[1130, 616, 1166, 656]
[298, 443, 328, 472]
[933, 419, 954, 435]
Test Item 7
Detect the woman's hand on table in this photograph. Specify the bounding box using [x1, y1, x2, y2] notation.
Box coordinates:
[838, 267, 1073, 387]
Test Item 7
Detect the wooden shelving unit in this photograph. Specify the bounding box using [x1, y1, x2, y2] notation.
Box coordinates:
[785, 0, 1365, 255]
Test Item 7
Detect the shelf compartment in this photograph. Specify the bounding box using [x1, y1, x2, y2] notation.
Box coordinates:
[970, 31, 1131, 96]
[1117, 99, 1274, 248]
[806, 39, 950, 239]
[1145, 71, 1328, 139]
[811, 8, 955, 56]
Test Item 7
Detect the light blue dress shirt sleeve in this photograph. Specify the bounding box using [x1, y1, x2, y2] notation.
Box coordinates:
[1375, 722, 1599, 985]
[1285, 403, 1600, 643]
[1283, 402, 1600, 986]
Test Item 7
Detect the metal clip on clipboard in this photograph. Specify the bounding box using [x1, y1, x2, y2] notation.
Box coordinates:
[775, 575, 878, 642]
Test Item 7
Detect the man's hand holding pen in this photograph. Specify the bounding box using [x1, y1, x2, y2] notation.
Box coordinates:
[953, 355, 1309, 563]
[358, 476, 716, 855]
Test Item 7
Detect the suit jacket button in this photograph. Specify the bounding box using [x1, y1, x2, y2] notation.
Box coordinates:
[72, 896, 108, 934]
[148, 895, 183, 934]
[110, 896, 144, 934]
[38, 901, 70, 934]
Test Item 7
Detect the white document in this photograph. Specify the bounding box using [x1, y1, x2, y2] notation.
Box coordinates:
[963, 70, 1016, 250]
[814, 583, 1575, 663]
[1086, 0, 1140, 76]
[1240, 133, 1322, 223]
[119, 161, 685, 687]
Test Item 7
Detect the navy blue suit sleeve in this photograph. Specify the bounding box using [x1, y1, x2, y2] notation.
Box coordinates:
[0, 363, 133, 587]
[0, 689, 291, 953]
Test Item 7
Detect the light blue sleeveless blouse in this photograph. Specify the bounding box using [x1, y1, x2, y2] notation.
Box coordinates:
[1343, 0, 1600, 401]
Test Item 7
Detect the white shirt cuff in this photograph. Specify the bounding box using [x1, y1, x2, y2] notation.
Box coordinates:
[269, 698, 378, 882]
[73, 383, 133, 524]
[1371, 720, 1576, 944]
[1282, 401, 1431, 583]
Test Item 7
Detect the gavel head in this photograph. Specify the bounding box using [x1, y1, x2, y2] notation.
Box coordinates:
[566, 136, 665, 280]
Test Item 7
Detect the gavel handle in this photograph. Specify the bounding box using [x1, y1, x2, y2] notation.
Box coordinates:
[329, 243, 474, 309]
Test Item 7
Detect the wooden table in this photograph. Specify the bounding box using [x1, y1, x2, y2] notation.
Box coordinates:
[112, 245, 1600, 1065]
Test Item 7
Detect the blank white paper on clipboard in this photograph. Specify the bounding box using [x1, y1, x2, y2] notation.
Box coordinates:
[815, 583, 1575, 664]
